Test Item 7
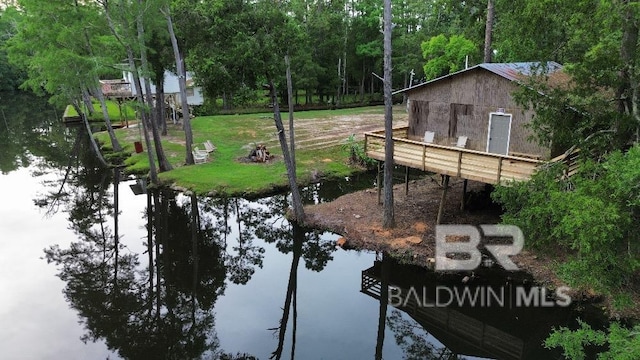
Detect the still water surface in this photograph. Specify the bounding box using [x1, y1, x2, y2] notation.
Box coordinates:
[0, 93, 603, 360]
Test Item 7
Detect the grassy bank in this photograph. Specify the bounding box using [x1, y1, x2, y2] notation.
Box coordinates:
[65, 100, 136, 122]
[95, 106, 404, 196]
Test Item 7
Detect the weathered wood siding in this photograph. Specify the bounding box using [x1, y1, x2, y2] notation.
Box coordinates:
[406, 69, 550, 159]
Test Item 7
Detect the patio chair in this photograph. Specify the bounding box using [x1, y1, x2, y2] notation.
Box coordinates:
[453, 135, 468, 148]
[193, 146, 208, 156]
[204, 140, 216, 153]
[193, 147, 210, 161]
[192, 150, 208, 164]
[423, 131, 435, 143]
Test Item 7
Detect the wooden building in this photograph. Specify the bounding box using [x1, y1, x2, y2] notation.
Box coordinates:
[365, 62, 574, 186]
[364, 62, 576, 221]
[403, 62, 568, 159]
[100, 79, 133, 98]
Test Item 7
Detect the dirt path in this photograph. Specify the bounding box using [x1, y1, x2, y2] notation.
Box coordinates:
[262, 110, 408, 151]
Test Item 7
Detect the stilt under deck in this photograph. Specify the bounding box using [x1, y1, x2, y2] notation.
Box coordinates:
[365, 127, 543, 185]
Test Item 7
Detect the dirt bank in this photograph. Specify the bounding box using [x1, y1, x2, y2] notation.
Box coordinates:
[304, 176, 640, 319]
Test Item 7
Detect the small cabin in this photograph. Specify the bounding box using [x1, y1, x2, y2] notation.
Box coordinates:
[364, 62, 576, 189]
[121, 69, 205, 106]
[401, 62, 568, 160]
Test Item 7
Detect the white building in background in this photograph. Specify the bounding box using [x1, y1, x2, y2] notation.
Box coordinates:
[122, 70, 204, 106]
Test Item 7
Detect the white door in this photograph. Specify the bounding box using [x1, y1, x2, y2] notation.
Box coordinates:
[486, 113, 512, 155]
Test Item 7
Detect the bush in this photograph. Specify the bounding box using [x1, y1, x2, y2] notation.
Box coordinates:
[341, 134, 375, 168]
[545, 320, 640, 360]
[492, 145, 640, 294]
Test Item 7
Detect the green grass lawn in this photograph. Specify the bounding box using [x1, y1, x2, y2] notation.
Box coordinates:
[96, 106, 387, 196]
[65, 100, 136, 122]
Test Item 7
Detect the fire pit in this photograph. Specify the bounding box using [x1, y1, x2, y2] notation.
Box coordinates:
[247, 144, 274, 163]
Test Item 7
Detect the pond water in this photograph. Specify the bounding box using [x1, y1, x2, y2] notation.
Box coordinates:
[0, 93, 605, 360]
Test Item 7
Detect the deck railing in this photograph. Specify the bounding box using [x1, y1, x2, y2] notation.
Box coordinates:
[364, 127, 544, 184]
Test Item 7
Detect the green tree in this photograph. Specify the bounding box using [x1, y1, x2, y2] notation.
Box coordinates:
[421, 34, 478, 80]
[0, 7, 25, 91]
[176, 0, 258, 110]
[492, 0, 598, 64]
[349, 0, 383, 101]
[392, 0, 429, 89]
[545, 320, 640, 360]
[7, 0, 123, 153]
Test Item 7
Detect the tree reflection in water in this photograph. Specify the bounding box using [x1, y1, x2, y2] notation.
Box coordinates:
[41, 153, 337, 359]
[45, 171, 224, 358]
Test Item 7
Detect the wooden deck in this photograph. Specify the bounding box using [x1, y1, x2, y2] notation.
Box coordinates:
[365, 127, 546, 184]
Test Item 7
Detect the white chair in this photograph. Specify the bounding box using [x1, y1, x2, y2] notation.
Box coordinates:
[454, 136, 468, 148]
[193, 147, 209, 162]
[204, 140, 216, 153]
[192, 150, 208, 164]
[193, 146, 208, 156]
[424, 131, 435, 143]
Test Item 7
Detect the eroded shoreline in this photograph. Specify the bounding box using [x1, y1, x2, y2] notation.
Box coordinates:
[304, 177, 639, 319]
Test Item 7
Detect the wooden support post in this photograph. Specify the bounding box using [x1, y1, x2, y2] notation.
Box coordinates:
[461, 179, 468, 211]
[404, 166, 410, 195]
[436, 175, 450, 225]
[377, 160, 382, 205]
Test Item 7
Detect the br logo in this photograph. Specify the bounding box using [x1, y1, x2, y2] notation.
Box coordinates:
[434, 225, 524, 271]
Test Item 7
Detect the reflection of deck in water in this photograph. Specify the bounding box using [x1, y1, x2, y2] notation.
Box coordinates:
[361, 260, 572, 360]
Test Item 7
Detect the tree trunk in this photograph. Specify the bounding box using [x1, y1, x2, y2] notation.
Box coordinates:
[157, 81, 167, 136]
[101, 2, 157, 182]
[222, 92, 229, 110]
[81, 87, 94, 116]
[484, 0, 495, 63]
[146, 189, 154, 317]
[113, 168, 120, 290]
[374, 253, 389, 360]
[152, 191, 162, 320]
[189, 194, 200, 324]
[382, 0, 395, 229]
[336, 58, 342, 106]
[285, 55, 296, 168]
[360, 63, 365, 103]
[270, 223, 303, 360]
[93, 84, 123, 151]
[127, 49, 159, 184]
[164, 7, 195, 165]
[74, 102, 108, 167]
[619, 0, 638, 144]
[267, 78, 305, 222]
[137, 3, 172, 172]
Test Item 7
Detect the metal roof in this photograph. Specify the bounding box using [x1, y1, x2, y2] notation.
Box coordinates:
[394, 61, 565, 94]
[478, 61, 563, 81]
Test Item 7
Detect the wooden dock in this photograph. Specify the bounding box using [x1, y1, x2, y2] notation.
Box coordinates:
[365, 127, 544, 184]
[62, 105, 82, 124]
